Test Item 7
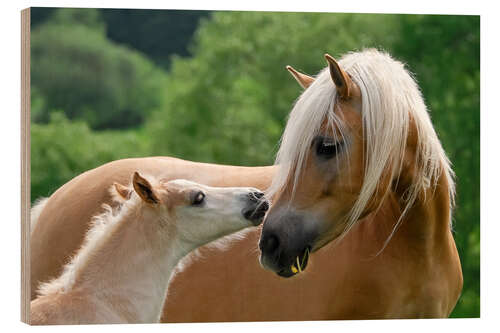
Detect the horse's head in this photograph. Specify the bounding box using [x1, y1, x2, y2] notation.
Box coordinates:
[259, 50, 449, 277]
[259, 55, 367, 277]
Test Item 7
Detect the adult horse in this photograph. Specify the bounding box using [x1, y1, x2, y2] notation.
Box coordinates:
[29, 49, 462, 321]
[258, 49, 462, 317]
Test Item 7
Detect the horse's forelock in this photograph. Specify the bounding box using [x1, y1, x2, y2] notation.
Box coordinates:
[266, 67, 338, 199]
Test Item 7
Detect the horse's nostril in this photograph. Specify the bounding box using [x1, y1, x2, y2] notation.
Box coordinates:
[261, 234, 280, 255]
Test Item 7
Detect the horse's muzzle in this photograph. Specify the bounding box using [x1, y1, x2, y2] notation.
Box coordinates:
[259, 210, 317, 277]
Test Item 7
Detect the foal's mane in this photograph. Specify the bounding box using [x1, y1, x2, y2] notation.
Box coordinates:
[37, 184, 138, 297]
[268, 49, 455, 241]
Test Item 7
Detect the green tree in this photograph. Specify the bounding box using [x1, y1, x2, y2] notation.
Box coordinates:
[50, 7, 106, 33]
[101, 9, 210, 69]
[147, 12, 400, 165]
[31, 8, 168, 129]
[31, 8, 209, 69]
[31, 113, 152, 200]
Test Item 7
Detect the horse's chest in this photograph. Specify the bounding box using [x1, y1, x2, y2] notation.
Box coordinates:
[330, 270, 448, 319]
[319, 255, 439, 319]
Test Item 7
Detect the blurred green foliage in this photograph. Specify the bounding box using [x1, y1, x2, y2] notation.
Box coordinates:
[147, 12, 400, 165]
[30, 7, 209, 69]
[101, 9, 210, 68]
[50, 7, 106, 33]
[30, 9, 479, 318]
[31, 8, 168, 129]
[31, 113, 152, 198]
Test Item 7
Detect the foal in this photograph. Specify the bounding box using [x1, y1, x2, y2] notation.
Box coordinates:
[30, 172, 268, 325]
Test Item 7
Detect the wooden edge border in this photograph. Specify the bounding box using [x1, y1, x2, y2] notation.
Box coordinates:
[21, 7, 31, 325]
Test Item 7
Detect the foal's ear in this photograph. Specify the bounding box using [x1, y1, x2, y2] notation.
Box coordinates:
[133, 172, 160, 204]
[286, 65, 315, 89]
[113, 182, 132, 200]
[324, 54, 353, 99]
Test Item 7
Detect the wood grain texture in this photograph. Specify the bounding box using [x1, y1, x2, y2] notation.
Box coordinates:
[21, 7, 30, 324]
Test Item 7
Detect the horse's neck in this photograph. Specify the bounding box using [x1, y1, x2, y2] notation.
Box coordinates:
[367, 166, 452, 254]
[69, 203, 186, 322]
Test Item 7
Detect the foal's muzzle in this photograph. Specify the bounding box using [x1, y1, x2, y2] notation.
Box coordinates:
[242, 191, 269, 226]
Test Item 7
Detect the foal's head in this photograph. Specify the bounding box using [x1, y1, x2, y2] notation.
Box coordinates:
[124, 172, 269, 247]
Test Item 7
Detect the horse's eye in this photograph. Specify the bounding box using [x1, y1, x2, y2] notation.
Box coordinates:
[192, 191, 205, 206]
[314, 136, 343, 159]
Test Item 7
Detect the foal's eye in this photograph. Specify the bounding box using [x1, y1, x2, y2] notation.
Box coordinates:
[314, 136, 343, 159]
[192, 191, 205, 206]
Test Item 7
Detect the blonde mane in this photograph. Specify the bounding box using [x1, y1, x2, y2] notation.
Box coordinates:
[268, 49, 455, 241]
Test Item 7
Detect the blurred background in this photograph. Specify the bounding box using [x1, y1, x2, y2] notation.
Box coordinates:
[30, 8, 479, 318]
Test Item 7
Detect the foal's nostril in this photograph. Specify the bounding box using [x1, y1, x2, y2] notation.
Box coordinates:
[260, 234, 280, 255]
[248, 191, 265, 202]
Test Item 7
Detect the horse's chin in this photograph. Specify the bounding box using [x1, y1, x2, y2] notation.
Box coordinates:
[274, 246, 311, 278]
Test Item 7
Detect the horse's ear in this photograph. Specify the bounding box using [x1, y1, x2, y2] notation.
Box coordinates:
[113, 182, 132, 201]
[325, 54, 352, 99]
[286, 65, 315, 89]
[133, 172, 160, 204]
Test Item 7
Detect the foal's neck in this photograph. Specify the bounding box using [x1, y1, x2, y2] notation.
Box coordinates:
[69, 200, 189, 322]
